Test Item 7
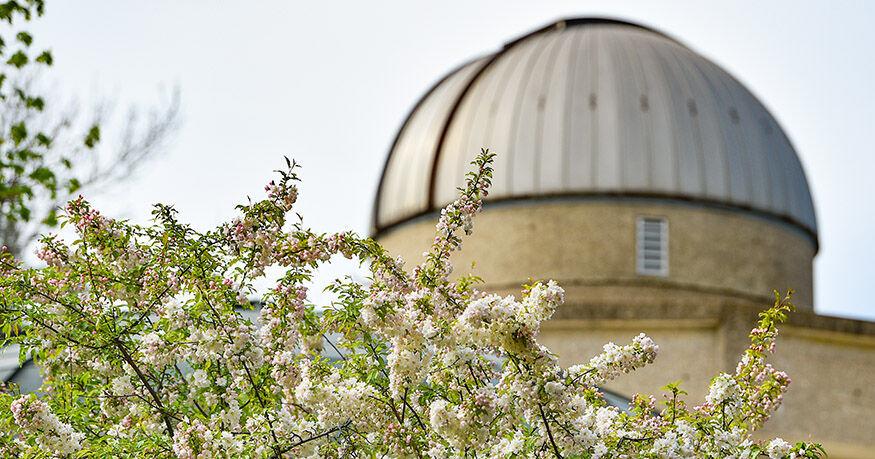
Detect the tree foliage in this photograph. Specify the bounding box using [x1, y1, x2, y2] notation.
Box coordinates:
[0, 0, 179, 257]
[0, 150, 823, 458]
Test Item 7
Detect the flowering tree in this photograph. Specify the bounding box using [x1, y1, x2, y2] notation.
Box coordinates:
[0, 0, 180, 258]
[0, 150, 823, 458]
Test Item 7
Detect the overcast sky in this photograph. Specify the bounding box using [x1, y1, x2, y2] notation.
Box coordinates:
[29, 1, 875, 320]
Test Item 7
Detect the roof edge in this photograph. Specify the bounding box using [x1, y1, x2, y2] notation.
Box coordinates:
[502, 17, 687, 50]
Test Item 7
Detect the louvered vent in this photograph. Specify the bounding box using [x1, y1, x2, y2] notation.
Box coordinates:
[636, 217, 669, 276]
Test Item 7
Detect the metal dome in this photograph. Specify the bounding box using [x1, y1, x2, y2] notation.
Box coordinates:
[374, 18, 817, 243]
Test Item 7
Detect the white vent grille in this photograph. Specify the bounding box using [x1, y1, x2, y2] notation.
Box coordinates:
[637, 217, 668, 276]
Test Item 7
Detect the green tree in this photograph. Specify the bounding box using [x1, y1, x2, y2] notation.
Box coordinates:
[0, 0, 179, 258]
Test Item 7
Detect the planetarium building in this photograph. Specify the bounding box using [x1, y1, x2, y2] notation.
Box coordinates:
[373, 19, 875, 457]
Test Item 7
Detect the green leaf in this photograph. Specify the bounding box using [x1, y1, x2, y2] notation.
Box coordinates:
[6, 50, 28, 68]
[28, 165, 55, 185]
[25, 96, 44, 110]
[84, 124, 100, 148]
[34, 49, 52, 65]
[67, 177, 81, 193]
[35, 132, 51, 147]
[10, 122, 27, 144]
[41, 208, 58, 227]
[15, 31, 32, 46]
[43, 209, 58, 227]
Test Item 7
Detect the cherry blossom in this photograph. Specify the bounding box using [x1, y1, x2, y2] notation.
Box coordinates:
[0, 150, 823, 458]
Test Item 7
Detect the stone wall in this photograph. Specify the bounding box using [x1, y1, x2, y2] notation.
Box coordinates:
[540, 310, 875, 459]
[375, 199, 875, 457]
[376, 198, 816, 308]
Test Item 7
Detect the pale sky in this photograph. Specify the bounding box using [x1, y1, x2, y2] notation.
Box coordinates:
[29, 1, 875, 320]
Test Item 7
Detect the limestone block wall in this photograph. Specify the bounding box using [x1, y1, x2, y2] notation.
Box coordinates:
[373, 198, 875, 457]
[540, 315, 875, 459]
[760, 325, 875, 458]
[376, 198, 816, 309]
[540, 318, 721, 400]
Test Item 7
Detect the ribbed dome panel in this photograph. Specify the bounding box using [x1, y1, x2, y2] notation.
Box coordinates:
[374, 19, 817, 239]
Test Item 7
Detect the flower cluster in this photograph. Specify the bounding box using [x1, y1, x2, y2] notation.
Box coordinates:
[9, 395, 84, 456]
[569, 333, 659, 386]
[0, 150, 824, 458]
[456, 280, 565, 355]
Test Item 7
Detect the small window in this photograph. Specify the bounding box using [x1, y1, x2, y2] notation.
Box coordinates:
[637, 217, 668, 277]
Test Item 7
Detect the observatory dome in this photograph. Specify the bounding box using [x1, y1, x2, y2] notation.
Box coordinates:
[373, 18, 816, 243]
